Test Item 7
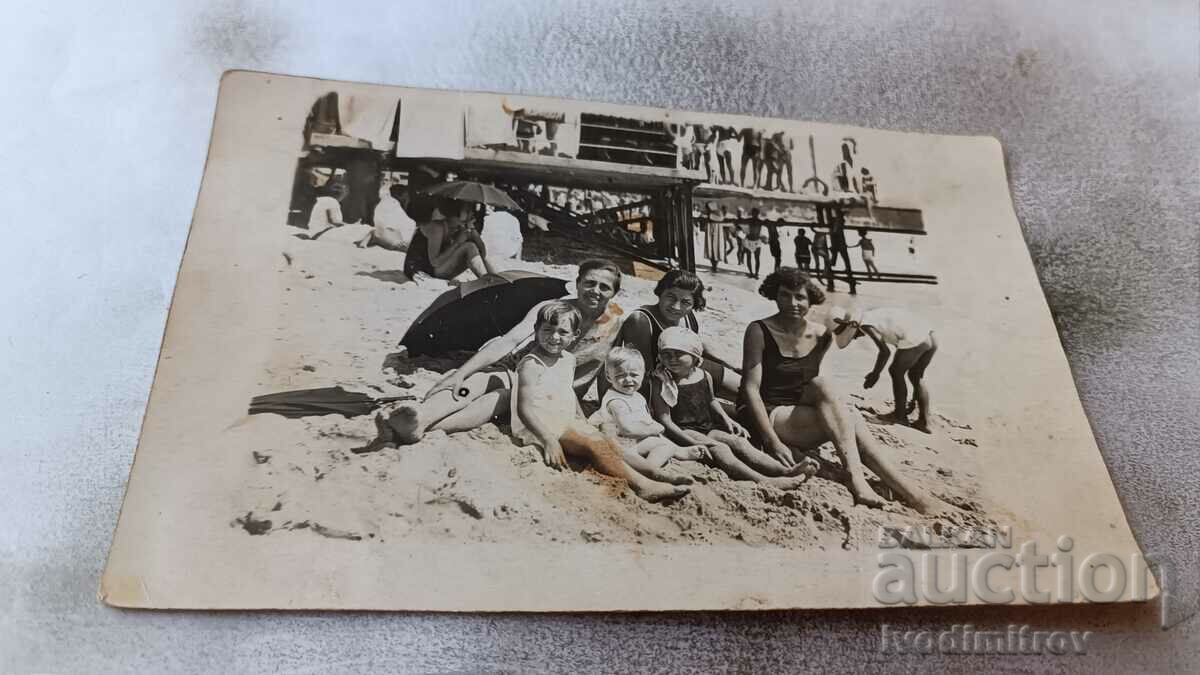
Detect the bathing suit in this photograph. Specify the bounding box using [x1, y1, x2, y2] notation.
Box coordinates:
[668, 371, 718, 434]
[403, 226, 449, 279]
[510, 351, 579, 447]
[737, 320, 831, 432]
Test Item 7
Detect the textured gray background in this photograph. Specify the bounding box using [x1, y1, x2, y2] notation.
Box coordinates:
[1, 0, 1197, 672]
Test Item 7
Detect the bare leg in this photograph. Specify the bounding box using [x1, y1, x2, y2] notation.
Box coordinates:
[886, 344, 928, 422]
[561, 425, 690, 501]
[638, 436, 700, 468]
[908, 334, 937, 432]
[798, 378, 886, 507]
[854, 415, 949, 515]
[383, 371, 509, 445]
[709, 430, 814, 478]
[772, 403, 947, 514]
[432, 241, 494, 280]
[704, 439, 810, 489]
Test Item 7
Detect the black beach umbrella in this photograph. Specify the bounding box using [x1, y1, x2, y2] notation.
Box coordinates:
[423, 180, 522, 212]
[248, 386, 413, 419]
[400, 270, 568, 357]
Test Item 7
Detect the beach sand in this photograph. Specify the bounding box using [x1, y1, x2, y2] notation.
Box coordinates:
[229, 227, 1002, 552]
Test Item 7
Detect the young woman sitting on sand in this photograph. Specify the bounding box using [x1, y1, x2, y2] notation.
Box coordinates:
[615, 269, 740, 401]
[511, 302, 689, 503]
[358, 259, 627, 450]
[738, 267, 948, 513]
[402, 197, 498, 282]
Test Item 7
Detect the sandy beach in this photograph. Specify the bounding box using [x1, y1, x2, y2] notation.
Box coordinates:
[225, 225, 1003, 552]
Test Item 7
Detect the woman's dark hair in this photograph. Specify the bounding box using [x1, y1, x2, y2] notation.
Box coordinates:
[758, 267, 826, 306]
[406, 192, 437, 221]
[653, 269, 706, 311]
[577, 258, 622, 293]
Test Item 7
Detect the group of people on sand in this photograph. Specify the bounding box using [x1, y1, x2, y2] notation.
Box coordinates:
[359, 258, 944, 509]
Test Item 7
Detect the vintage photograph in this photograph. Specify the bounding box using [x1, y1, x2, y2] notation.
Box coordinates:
[102, 72, 1148, 611]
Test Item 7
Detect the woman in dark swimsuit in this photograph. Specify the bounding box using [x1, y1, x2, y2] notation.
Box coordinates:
[739, 267, 948, 513]
[403, 197, 496, 281]
[615, 270, 740, 400]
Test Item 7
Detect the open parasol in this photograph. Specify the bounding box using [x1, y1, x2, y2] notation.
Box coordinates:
[400, 270, 568, 357]
[423, 180, 522, 212]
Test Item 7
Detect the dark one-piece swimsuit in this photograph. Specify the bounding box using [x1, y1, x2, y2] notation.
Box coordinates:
[737, 319, 832, 433]
[671, 371, 718, 434]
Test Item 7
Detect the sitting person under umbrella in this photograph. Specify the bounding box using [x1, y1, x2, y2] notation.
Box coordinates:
[403, 196, 499, 282]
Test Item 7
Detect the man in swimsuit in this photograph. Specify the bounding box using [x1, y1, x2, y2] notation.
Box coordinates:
[360, 259, 627, 449]
[823, 205, 857, 295]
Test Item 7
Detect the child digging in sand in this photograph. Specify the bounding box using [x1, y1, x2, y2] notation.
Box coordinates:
[512, 302, 691, 502]
[590, 347, 708, 469]
[829, 306, 938, 433]
[649, 327, 819, 488]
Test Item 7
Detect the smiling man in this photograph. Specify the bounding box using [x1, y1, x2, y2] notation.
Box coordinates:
[359, 259, 626, 449]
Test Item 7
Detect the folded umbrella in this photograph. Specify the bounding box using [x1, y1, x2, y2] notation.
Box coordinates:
[249, 386, 413, 419]
[400, 270, 568, 357]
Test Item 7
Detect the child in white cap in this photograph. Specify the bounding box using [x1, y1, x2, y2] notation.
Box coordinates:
[590, 347, 708, 469]
[650, 327, 818, 488]
[828, 306, 937, 433]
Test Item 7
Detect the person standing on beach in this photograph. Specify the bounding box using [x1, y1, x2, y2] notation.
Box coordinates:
[794, 228, 812, 271]
[744, 210, 765, 279]
[857, 228, 879, 278]
[811, 228, 829, 275]
[830, 306, 938, 434]
[767, 220, 783, 271]
[825, 207, 857, 295]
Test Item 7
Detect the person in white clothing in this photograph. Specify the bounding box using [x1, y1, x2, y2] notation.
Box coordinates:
[480, 207, 523, 260]
[306, 182, 348, 233]
[829, 306, 938, 433]
[357, 184, 416, 251]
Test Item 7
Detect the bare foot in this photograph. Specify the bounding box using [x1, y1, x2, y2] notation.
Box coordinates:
[850, 480, 887, 508]
[763, 475, 811, 490]
[386, 404, 424, 445]
[633, 482, 691, 503]
[653, 469, 694, 485]
[788, 456, 820, 478]
[912, 418, 932, 434]
[677, 445, 708, 461]
[880, 411, 908, 425]
[351, 412, 396, 454]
